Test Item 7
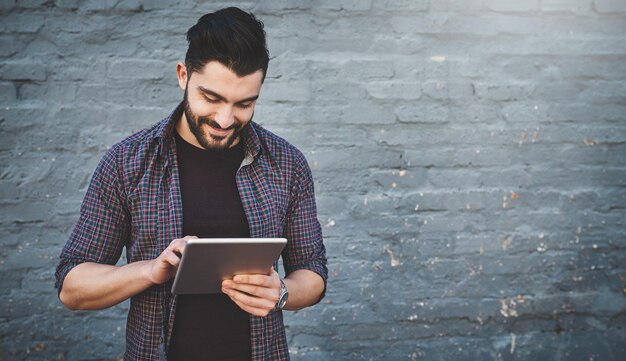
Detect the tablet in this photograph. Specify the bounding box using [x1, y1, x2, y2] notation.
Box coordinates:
[171, 238, 287, 294]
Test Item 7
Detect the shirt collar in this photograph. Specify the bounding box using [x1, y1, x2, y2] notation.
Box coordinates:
[240, 120, 261, 165]
[153, 102, 184, 143]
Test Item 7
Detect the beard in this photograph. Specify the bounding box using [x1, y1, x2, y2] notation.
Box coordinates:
[182, 88, 249, 150]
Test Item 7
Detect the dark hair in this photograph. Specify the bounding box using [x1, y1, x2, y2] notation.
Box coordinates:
[185, 7, 269, 81]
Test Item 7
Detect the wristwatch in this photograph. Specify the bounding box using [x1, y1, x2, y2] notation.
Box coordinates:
[274, 278, 289, 311]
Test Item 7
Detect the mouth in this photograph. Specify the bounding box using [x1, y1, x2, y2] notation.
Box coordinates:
[207, 125, 232, 137]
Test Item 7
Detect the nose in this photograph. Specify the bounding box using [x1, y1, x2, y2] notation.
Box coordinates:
[214, 105, 235, 129]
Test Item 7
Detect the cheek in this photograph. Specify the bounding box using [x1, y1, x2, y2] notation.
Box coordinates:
[234, 107, 255, 123]
[189, 98, 215, 116]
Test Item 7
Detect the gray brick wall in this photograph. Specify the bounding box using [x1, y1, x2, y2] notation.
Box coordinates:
[1, 0, 625, 360]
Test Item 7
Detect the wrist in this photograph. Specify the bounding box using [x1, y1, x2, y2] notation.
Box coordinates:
[140, 260, 158, 285]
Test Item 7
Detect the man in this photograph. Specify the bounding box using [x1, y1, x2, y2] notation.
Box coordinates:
[55, 7, 327, 361]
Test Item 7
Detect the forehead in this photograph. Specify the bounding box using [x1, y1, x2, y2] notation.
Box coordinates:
[189, 61, 263, 100]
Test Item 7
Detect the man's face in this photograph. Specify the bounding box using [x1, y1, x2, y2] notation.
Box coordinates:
[177, 61, 264, 150]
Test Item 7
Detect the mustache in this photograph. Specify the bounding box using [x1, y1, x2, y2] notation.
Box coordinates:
[197, 116, 241, 131]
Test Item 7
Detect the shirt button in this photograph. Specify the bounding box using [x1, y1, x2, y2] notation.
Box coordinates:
[158, 336, 164, 344]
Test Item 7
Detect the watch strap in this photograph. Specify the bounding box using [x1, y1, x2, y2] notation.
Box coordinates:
[274, 278, 289, 311]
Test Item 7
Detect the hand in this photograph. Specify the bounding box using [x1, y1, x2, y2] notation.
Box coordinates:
[146, 235, 196, 285]
[221, 267, 281, 317]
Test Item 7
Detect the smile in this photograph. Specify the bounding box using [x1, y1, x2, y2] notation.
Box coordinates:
[207, 125, 233, 137]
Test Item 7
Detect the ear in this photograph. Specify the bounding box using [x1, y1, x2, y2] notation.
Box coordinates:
[176, 62, 188, 91]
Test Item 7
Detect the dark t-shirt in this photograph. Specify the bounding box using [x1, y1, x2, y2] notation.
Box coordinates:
[167, 131, 251, 361]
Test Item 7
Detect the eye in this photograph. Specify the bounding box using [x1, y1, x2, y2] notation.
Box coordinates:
[236, 102, 253, 109]
[204, 96, 219, 104]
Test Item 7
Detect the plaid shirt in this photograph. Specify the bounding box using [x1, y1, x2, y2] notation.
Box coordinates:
[55, 103, 328, 361]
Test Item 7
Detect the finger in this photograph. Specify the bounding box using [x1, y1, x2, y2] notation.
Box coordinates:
[159, 250, 180, 268]
[169, 235, 196, 247]
[169, 236, 195, 255]
[223, 287, 276, 311]
[182, 235, 198, 242]
[166, 239, 182, 252]
[167, 252, 180, 267]
[223, 281, 278, 302]
[230, 295, 273, 317]
[171, 241, 186, 256]
[233, 274, 278, 288]
[149, 249, 181, 284]
[228, 297, 271, 317]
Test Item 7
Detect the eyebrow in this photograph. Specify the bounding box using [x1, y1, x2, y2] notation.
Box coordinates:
[197, 86, 259, 104]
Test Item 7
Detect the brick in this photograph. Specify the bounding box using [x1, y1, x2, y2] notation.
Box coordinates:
[442, 14, 552, 36]
[2, 13, 44, 33]
[78, 0, 108, 11]
[559, 56, 626, 80]
[0, 60, 47, 81]
[486, 0, 540, 12]
[308, 147, 404, 171]
[20, 83, 78, 102]
[390, 14, 448, 34]
[141, 0, 197, 11]
[317, 0, 372, 11]
[265, 58, 308, 80]
[594, 0, 626, 13]
[579, 80, 626, 105]
[430, 0, 486, 12]
[15, 0, 47, 8]
[253, 104, 314, 126]
[373, 0, 429, 11]
[369, 168, 428, 191]
[311, 80, 368, 104]
[422, 80, 475, 100]
[113, 0, 142, 12]
[531, 81, 587, 101]
[256, 0, 310, 12]
[0, 36, 16, 56]
[366, 81, 422, 100]
[339, 101, 397, 124]
[0, 200, 55, 225]
[342, 59, 395, 79]
[272, 124, 368, 150]
[396, 103, 449, 123]
[392, 58, 424, 79]
[402, 147, 455, 167]
[0, 0, 14, 10]
[423, 56, 450, 78]
[366, 124, 507, 147]
[50, 59, 107, 81]
[107, 59, 169, 80]
[487, 37, 626, 56]
[541, 0, 592, 13]
[369, 36, 425, 56]
[449, 102, 504, 123]
[475, 82, 534, 101]
[0, 81, 16, 103]
[262, 80, 311, 102]
[501, 102, 547, 123]
[54, 0, 79, 9]
[546, 104, 626, 122]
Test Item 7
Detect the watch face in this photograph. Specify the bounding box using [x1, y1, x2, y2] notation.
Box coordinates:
[278, 292, 288, 309]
